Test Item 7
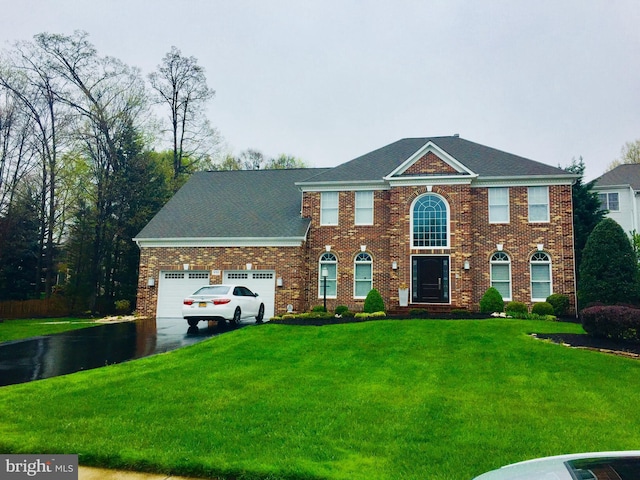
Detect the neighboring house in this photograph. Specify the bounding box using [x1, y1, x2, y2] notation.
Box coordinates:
[591, 164, 640, 236]
[134, 136, 578, 318]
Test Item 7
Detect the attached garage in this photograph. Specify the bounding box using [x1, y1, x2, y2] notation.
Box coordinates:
[223, 270, 276, 319]
[156, 271, 210, 318]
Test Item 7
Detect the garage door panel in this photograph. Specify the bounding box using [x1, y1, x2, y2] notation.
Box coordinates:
[223, 271, 275, 319]
[156, 271, 210, 318]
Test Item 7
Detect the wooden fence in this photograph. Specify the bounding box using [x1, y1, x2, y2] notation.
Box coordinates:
[0, 297, 71, 319]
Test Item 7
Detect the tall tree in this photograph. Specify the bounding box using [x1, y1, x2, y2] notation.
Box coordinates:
[565, 156, 606, 276]
[579, 218, 638, 306]
[148, 46, 218, 181]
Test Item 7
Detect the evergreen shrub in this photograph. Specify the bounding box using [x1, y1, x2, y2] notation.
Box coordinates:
[363, 289, 385, 313]
[546, 294, 570, 316]
[479, 287, 504, 313]
[505, 301, 528, 314]
[531, 302, 554, 316]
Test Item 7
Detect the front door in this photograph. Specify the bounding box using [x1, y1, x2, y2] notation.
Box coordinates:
[412, 256, 449, 303]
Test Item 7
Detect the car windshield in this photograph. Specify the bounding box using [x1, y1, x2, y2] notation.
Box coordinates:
[567, 457, 640, 479]
[193, 286, 230, 296]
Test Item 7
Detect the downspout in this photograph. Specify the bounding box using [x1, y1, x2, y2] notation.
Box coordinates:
[631, 186, 638, 234]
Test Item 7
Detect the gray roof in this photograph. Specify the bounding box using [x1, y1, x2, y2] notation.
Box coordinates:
[137, 136, 574, 242]
[593, 164, 640, 190]
[300, 136, 570, 183]
[135, 168, 329, 240]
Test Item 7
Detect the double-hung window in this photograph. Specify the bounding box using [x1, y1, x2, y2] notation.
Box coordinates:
[319, 252, 337, 298]
[355, 191, 374, 225]
[320, 192, 339, 225]
[488, 187, 509, 223]
[598, 192, 619, 211]
[530, 251, 552, 301]
[528, 186, 549, 222]
[354, 252, 373, 298]
[490, 252, 511, 300]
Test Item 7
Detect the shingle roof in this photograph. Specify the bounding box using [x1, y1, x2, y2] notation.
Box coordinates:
[135, 168, 329, 240]
[300, 136, 570, 183]
[593, 164, 640, 190]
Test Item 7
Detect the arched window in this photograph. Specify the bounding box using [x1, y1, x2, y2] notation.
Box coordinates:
[354, 252, 373, 298]
[412, 194, 449, 248]
[530, 251, 552, 301]
[319, 252, 337, 298]
[490, 252, 511, 301]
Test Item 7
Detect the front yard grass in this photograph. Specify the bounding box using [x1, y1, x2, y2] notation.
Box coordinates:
[0, 319, 639, 480]
[0, 317, 99, 343]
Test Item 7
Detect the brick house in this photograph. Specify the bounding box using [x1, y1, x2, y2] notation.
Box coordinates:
[134, 136, 578, 318]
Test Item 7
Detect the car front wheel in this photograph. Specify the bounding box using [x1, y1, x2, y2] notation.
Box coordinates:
[256, 304, 265, 323]
[232, 307, 241, 325]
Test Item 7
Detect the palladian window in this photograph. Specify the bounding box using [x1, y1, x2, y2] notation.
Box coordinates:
[412, 194, 449, 248]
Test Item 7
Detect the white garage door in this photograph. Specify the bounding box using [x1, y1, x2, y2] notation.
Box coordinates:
[156, 271, 210, 318]
[223, 270, 276, 319]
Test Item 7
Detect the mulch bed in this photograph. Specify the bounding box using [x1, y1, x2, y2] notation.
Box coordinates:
[533, 332, 640, 360]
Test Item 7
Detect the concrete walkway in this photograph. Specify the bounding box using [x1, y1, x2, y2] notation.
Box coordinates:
[79, 466, 209, 480]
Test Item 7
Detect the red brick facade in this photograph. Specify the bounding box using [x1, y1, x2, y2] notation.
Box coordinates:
[136, 152, 576, 318]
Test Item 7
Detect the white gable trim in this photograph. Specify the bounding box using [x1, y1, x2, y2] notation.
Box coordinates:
[384, 141, 476, 179]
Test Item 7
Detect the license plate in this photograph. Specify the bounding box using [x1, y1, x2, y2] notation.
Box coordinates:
[198, 302, 207, 308]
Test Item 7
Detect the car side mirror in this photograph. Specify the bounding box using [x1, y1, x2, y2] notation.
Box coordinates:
[254, 293, 259, 297]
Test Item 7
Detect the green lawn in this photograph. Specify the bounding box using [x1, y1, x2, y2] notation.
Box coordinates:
[0, 317, 99, 343]
[0, 320, 639, 480]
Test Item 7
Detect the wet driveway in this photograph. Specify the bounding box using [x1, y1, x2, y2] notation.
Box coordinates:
[0, 318, 245, 387]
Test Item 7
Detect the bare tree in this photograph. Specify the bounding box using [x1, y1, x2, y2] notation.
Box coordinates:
[148, 46, 218, 180]
[607, 139, 640, 170]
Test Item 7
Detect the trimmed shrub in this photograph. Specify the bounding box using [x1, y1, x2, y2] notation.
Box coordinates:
[581, 305, 640, 343]
[505, 301, 528, 315]
[363, 288, 385, 313]
[311, 305, 326, 312]
[409, 308, 429, 318]
[479, 287, 504, 314]
[334, 305, 350, 316]
[546, 293, 570, 316]
[531, 302, 554, 316]
[579, 218, 639, 306]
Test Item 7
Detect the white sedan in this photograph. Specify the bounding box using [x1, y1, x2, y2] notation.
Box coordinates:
[182, 284, 265, 327]
[473, 451, 640, 479]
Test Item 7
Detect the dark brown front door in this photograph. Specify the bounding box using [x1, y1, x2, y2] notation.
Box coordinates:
[412, 256, 449, 303]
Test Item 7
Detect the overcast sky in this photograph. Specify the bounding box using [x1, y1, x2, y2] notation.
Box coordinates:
[1, 0, 638, 179]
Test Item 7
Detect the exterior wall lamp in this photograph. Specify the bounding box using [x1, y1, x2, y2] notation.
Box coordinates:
[147, 277, 155, 287]
[392, 261, 398, 270]
[463, 260, 470, 270]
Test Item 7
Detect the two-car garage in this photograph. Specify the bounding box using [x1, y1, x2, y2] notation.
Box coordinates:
[155, 270, 276, 320]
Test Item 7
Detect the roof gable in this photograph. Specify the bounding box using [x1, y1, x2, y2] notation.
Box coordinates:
[298, 136, 573, 187]
[387, 141, 475, 178]
[593, 164, 640, 191]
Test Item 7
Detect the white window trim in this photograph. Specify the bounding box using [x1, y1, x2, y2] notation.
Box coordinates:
[320, 192, 339, 226]
[354, 252, 373, 299]
[528, 186, 550, 223]
[490, 252, 512, 301]
[598, 192, 620, 212]
[354, 191, 374, 226]
[530, 251, 552, 302]
[488, 187, 510, 224]
[410, 193, 451, 249]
